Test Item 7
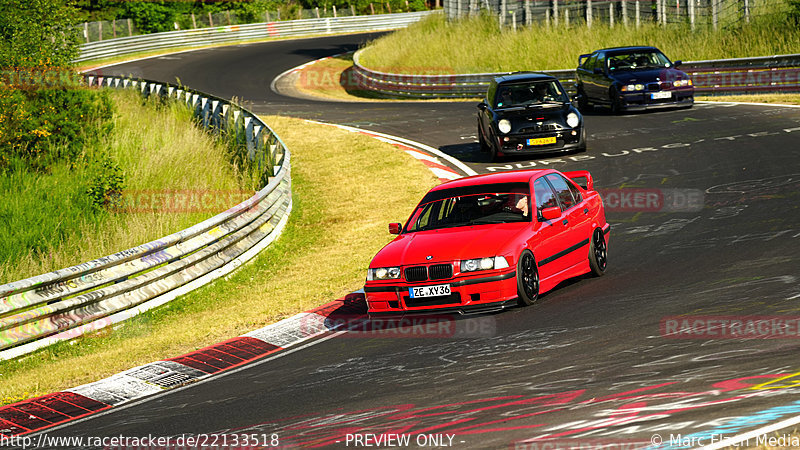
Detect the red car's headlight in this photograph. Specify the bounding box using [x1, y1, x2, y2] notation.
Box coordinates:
[460, 256, 510, 273]
[367, 267, 401, 281]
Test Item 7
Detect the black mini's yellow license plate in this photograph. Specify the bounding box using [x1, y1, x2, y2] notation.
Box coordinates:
[527, 137, 557, 146]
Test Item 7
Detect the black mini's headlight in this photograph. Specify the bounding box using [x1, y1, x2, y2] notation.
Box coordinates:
[566, 112, 580, 128]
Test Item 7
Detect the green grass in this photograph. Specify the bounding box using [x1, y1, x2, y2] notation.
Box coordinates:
[0, 116, 438, 405]
[358, 11, 800, 74]
[0, 89, 249, 284]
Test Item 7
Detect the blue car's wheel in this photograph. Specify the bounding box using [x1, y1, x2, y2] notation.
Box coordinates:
[609, 87, 623, 114]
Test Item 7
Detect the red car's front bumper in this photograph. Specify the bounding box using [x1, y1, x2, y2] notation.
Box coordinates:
[364, 268, 518, 316]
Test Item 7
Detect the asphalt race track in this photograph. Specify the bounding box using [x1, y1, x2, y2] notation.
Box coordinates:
[52, 34, 800, 448]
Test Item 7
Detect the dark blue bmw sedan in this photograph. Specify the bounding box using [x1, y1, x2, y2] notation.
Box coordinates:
[575, 46, 694, 113]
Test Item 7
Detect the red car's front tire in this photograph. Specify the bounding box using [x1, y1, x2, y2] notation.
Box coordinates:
[516, 249, 539, 306]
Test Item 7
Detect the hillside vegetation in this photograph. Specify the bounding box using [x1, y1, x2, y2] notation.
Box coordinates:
[359, 9, 800, 74]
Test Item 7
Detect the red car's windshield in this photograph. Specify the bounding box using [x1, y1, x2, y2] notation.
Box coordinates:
[406, 183, 531, 232]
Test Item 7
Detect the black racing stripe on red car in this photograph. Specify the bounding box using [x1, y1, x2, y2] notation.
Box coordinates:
[364, 271, 516, 293]
[539, 237, 590, 267]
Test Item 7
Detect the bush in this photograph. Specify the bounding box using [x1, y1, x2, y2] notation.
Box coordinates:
[0, 87, 114, 173]
[121, 1, 177, 34]
[0, 0, 79, 69]
[86, 153, 125, 210]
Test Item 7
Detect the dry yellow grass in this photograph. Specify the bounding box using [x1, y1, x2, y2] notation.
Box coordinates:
[0, 116, 438, 404]
[698, 94, 800, 105]
[292, 53, 474, 102]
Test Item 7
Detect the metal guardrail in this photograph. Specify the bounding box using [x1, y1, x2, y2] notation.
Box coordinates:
[352, 49, 800, 98]
[0, 76, 292, 360]
[76, 11, 434, 63]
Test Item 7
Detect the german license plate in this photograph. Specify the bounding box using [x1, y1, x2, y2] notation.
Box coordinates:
[526, 137, 557, 146]
[409, 284, 451, 298]
[651, 91, 672, 99]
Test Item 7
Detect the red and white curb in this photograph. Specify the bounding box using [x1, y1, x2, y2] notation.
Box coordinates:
[0, 295, 366, 437]
[306, 121, 477, 181]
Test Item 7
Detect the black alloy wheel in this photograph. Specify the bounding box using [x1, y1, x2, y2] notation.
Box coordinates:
[516, 249, 539, 306]
[589, 228, 607, 276]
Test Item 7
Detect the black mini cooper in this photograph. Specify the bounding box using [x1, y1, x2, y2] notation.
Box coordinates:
[575, 46, 694, 113]
[477, 72, 585, 161]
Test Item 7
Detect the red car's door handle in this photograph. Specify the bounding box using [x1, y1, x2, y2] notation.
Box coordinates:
[584, 208, 589, 214]
[562, 219, 569, 226]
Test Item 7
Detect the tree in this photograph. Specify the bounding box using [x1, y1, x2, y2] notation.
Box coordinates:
[0, 0, 80, 69]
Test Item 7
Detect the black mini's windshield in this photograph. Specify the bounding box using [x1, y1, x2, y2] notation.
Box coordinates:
[406, 184, 531, 232]
[494, 80, 568, 108]
[608, 51, 672, 72]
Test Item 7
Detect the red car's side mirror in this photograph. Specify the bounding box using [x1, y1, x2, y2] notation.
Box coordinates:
[539, 206, 561, 221]
[389, 223, 402, 235]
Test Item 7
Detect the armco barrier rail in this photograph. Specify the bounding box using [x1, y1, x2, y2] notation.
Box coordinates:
[0, 76, 291, 360]
[75, 11, 434, 63]
[352, 49, 800, 98]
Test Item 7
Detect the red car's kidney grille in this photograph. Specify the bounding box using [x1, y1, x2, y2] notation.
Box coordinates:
[405, 266, 428, 282]
[428, 264, 453, 280]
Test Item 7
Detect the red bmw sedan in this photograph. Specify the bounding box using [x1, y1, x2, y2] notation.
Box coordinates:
[364, 169, 610, 316]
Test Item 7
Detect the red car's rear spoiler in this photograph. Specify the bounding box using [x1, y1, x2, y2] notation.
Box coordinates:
[563, 170, 594, 191]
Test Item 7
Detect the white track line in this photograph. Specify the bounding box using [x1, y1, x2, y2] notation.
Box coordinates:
[700, 411, 800, 449]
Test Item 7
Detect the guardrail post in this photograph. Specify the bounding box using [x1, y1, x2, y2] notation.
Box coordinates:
[744, 0, 750, 23]
[586, 0, 592, 28]
[622, 0, 628, 26]
[712, 0, 718, 30]
[525, 0, 532, 25]
[553, 0, 559, 26]
[609, 2, 614, 26]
